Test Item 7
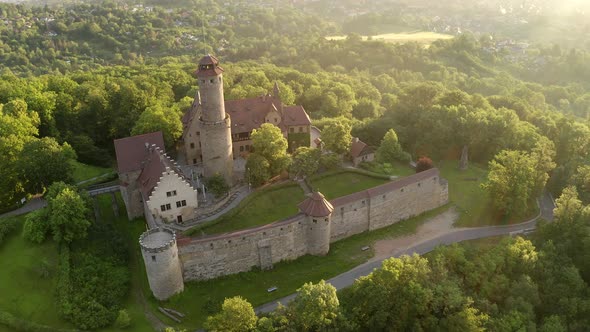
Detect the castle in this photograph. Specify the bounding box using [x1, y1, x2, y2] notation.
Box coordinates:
[115, 55, 314, 224]
[113, 55, 449, 301]
[140, 168, 448, 300]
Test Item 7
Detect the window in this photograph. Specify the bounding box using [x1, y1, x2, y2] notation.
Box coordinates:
[176, 201, 182, 208]
[418, 183, 421, 187]
[151, 255, 156, 261]
[197, 131, 200, 136]
[240, 145, 244, 152]
[313, 219, 317, 223]
[210, 79, 214, 83]
[289, 127, 294, 133]
[177, 200, 186, 208]
[190, 143, 195, 149]
[177, 215, 183, 223]
[166, 191, 177, 197]
[193, 159, 197, 164]
[299, 127, 303, 133]
[166, 203, 171, 210]
[160, 205, 166, 212]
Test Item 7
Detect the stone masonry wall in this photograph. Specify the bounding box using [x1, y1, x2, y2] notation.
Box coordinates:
[177, 168, 448, 281]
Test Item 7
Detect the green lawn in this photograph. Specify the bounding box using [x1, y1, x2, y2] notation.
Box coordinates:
[157, 205, 450, 330]
[439, 160, 539, 227]
[309, 169, 390, 200]
[71, 160, 113, 184]
[0, 215, 74, 331]
[186, 183, 305, 236]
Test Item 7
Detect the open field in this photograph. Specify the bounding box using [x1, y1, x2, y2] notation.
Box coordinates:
[326, 31, 454, 45]
[438, 160, 539, 227]
[156, 205, 450, 330]
[309, 169, 390, 200]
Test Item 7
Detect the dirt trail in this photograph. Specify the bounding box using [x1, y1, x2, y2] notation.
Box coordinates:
[372, 208, 460, 261]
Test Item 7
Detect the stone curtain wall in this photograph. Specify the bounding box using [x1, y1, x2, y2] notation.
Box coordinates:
[178, 214, 310, 281]
[330, 168, 448, 241]
[177, 168, 448, 281]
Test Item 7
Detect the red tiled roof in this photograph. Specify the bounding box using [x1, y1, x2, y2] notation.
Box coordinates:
[225, 95, 281, 134]
[298, 192, 334, 217]
[196, 55, 223, 77]
[137, 146, 190, 200]
[137, 148, 166, 199]
[283, 105, 311, 127]
[350, 138, 373, 159]
[114, 132, 165, 173]
[331, 168, 440, 207]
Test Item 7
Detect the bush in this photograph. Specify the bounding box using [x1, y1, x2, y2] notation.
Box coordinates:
[0, 217, 19, 245]
[206, 174, 230, 198]
[114, 309, 131, 329]
[23, 210, 50, 244]
[416, 157, 434, 173]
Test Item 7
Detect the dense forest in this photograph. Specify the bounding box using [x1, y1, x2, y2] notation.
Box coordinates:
[1, 0, 590, 330]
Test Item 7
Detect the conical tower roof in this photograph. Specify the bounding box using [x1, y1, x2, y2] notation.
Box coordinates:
[298, 192, 334, 217]
[196, 54, 224, 77]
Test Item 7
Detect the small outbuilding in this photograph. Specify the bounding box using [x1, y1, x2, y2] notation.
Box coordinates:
[350, 137, 375, 167]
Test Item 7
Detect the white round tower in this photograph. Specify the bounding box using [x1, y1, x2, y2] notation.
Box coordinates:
[196, 55, 234, 185]
[139, 227, 184, 301]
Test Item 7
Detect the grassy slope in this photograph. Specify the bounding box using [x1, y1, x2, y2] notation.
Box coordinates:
[158, 206, 449, 330]
[0, 197, 153, 332]
[309, 170, 390, 200]
[0, 216, 71, 330]
[190, 183, 305, 236]
[71, 160, 113, 184]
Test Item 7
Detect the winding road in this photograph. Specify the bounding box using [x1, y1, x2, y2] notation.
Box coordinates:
[256, 192, 555, 314]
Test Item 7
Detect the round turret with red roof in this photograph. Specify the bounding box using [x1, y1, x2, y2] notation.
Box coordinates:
[196, 54, 224, 77]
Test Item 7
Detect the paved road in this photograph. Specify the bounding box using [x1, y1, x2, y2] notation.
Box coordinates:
[256, 192, 555, 314]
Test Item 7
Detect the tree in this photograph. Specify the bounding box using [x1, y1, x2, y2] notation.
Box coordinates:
[571, 165, 590, 204]
[114, 309, 131, 329]
[482, 150, 536, 216]
[553, 186, 585, 223]
[245, 153, 271, 187]
[352, 98, 380, 120]
[204, 297, 258, 332]
[322, 121, 352, 155]
[530, 137, 556, 197]
[17, 137, 75, 194]
[250, 123, 290, 175]
[48, 187, 91, 243]
[286, 280, 341, 331]
[131, 103, 182, 149]
[376, 129, 409, 163]
[290, 147, 320, 178]
[415, 156, 434, 173]
[23, 209, 49, 244]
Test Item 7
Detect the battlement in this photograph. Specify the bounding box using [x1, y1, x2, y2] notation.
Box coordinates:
[139, 227, 177, 253]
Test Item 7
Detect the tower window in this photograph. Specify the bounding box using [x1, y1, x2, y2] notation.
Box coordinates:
[190, 143, 195, 149]
[151, 255, 156, 261]
[210, 79, 214, 83]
